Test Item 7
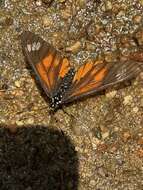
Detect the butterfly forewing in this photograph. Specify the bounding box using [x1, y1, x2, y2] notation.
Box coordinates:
[21, 31, 71, 97]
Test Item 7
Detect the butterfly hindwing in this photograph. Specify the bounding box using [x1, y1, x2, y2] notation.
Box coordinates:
[63, 59, 142, 103]
[21, 31, 70, 97]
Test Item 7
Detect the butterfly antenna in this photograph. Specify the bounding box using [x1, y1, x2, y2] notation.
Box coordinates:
[62, 106, 76, 120]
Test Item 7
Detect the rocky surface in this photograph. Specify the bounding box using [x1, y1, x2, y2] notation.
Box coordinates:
[0, 0, 143, 189]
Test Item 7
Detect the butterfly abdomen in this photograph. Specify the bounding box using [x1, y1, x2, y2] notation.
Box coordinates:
[50, 68, 75, 109]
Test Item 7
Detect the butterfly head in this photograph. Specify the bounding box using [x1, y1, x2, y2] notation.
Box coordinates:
[50, 94, 63, 109]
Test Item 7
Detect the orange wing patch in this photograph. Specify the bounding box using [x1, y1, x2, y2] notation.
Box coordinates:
[59, 58, 70, 78]
[36, 54, 71, 91]
[71, 82, 102, 96]
[73, 61, 93, 82]
[71, 65, 107, 97]
[48, 53, 61, 88]
[94, 67, 107, 81]
[73, 60, 104, 82]
[36, 62, 50, 88]
[42, 53, 53, 71]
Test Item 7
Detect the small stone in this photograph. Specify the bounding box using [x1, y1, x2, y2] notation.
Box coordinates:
[94, 24, 103, 35]
[66, 41, 81, 53]
[102, 131, 110, 139]
[123, 131, 131, 142]
[93, 137, 102, 147]
[139, 0, 143, 6]
[97, 167, 107, 177]
[12, 89, 24, 96]
[15, 80, 21, 88]
[133, 15, 142, 24]
[58, 0, 66, 2]
[105, 1, 112, 10]
[136, 148, 143, 158]
[0, 16, 13, 27]
[138, 137, 143, 145]
[123, 95, 133, 105]
[132, 107, 139, 113]
[35, 0, 42, 6]
[106, 90, 117, 98]
[4, 17, 13, 26]
[16, 120, 24, 126]
[120, 35, 131, 47]
[110, 145, 118, 152]
[117, 10, 125, 17]
[25, 118, 34, 125]
[61, 8, 71, 19]
[112, 4, 120, 15]
[90, 179, 96, 186]
[85, 42, 96, 51]
[42, 15, 53, 27]
[104, 52, 114, 62]
[76, 0, 86, 8]
[134, 29, 143, 46]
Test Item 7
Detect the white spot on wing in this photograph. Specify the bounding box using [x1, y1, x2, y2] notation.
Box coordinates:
[27, 42, 41, 52]
[32, 42, 37, 51]
[27, 44, 32, 52]
[36, 42, 41, 50]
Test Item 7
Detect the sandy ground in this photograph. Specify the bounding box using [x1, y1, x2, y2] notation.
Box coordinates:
[0, 0, 143, 189]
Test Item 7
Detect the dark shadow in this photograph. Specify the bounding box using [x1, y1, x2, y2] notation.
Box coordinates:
[0, 125, 79, 190]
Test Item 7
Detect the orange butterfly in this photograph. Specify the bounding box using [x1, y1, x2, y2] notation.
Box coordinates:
[21, 31, 143, 109]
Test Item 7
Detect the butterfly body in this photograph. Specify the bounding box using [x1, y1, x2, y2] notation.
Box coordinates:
[21, 31, 143, 110]
[50, 68, 75, 109]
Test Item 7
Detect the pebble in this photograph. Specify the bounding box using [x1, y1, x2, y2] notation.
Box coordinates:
[138, 137, 143, 145]
[123, 131, 131, 142]
[97, 167, 107, 177]
[117, 10, 125, 17]
[105, 1, 112, 10]
[123, 95, 133, 105]
[92, 137, 101, 149]
[132, 107, 139, 113]
[16, 120, 24, 126]
[66, 41, 81, 53]
[35, 0, 42, 6]
[89, 179, 96, 186]
[104, 52, 115, 62]
[132, 15, 142, 24]
[15, 80, 21, 88]
[85, 42, 96, 51]
[61, 9, 71, 19]
[136, 148, 143, 158]
[139, 0, 143, 6]
[11, 89, 24, 96]
[94, 24, 103, 35]
[106, 90, 117, 98]
[76, 0, 86, 8]
[42, 15, 53, 27]
[58, 0, 66, 2]
[25, 118, 34, 125]
[102, 131, 110, 140]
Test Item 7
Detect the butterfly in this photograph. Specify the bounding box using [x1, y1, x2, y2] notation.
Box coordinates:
[21, 31, 143, 110]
